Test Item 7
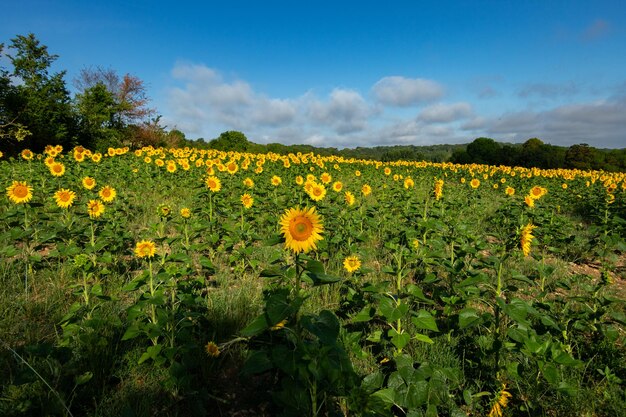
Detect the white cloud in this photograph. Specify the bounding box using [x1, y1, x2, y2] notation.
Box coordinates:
[417, 102, 473, 123]
[372, 76, 444, 106]
[308, 88, 373, 134]
[164, 63, 625, 149]
[485, 95, 626, 147]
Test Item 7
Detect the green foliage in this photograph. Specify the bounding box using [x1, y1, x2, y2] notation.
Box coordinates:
[2, 33, 76, 152]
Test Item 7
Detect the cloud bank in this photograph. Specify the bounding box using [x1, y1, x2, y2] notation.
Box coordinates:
[164, 62, 625, 149]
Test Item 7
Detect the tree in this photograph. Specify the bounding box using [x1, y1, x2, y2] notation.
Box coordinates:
[74, 66, 154, 129]
[465, 137, 501, 164]
[209, 131, 251, 151]
[74, 82, 119, 149]
[3, 33, 75, 151]
[0, 43, 31, 142]
[565, 144, 596, 170]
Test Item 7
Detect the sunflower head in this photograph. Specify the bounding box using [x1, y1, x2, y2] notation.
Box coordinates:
[307, 183, 327, 201]
[87, 199, 105, 219]
[520, 223, 537, 257]
[344, 191, 356, 206]
[54, 189, 76, 209]
[206, 176, 221, 192]
[157, 203, 172, 218]
[134, 240, 156, 258]
[279, 206, 324, 254]
[204, 341, 220, 357]
[470, 178, 481, 189]
[361, 184, 372, 196]
[49, 162, 66, 177]
[271, 175, 282, 186]
[241, 193, 254, 209]
[180, 207, 192, 218]
[99, 186, 117, 203]
[6, 181, 33, 204]
[82, 177, 96, 190]
[343, 256, 361, 273]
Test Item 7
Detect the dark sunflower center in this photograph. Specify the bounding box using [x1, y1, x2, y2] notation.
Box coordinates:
[14, 186, 28, 198]
[289, 217, 312, 241]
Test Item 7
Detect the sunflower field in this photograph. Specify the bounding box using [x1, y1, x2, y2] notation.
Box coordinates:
[1, 145, 625, 417]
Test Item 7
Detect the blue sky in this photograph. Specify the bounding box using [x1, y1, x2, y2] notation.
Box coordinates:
[2, 0, 626, 148]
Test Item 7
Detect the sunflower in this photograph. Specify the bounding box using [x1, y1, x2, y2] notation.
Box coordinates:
[243, 177, 254, 188]
[470, 178, 481, 189]
[134, 240, 156, 258]
[343, 256, 361, 273]
[384, 167, 391, 176]
[206, 176, 221, 192]
[505, 186, 515, 196]
[344, 191, 356, 206]
[524, 195, 535, 208]
[87, 199, 105, 218]
[520, 223, 537, 257]
[271, 175, 282, 186]
[74, 151, 85, 162]
[295, 175, 304, 185]
[320, 172, 332, 184]
[488, 384, 512, 417]
[241, 193, 254, 209]
[166, 162, 177, 173]
[99, 186, 117, 203]
[91, 153, 102, 163]
[144, 156, 152, 164]
[404, 177, 415, 189]
[226, 161, 238, 175]
[180, 207, 192, 218]
[54, 189, 76, 209]
[529, 185, 547, 199]
[49, 162, 66, 177]
[308, 183, 327, 202]
[332, 181, 343, 192]
[155, 159, 165, 167]
[204, 341, 220, 357]
[355, 170, 361, 177]
[157, 203, 172, 218]
[270, 319, 288, 331]
[361, 184, 372, 196]
[434, 179, 444, 200]
[6, 181, 33, 204]
[279, 206, 324, 254]
[21, 149, 34, 160]
[82, 177, 96, 190]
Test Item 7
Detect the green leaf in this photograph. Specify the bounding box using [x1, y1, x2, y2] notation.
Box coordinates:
[302, 310, 340, 344]
[413, 333, 434, 344]
[121, 324, 142, 341]
[411, 310, 439, 332]
[458, 308, 481, 329]
[379, 297, 408, 322]
[372, 388, 397, 406]
[240, 314, 268, 337]
[405, 284, 434, 303]
[75, 371, 93, 386]
[390, 330, 411, 350]
[352, 306, 375, 323]
[541, 362, 559, 385]
[304, 259, 325, 274]
[138, 344, 162, 364]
